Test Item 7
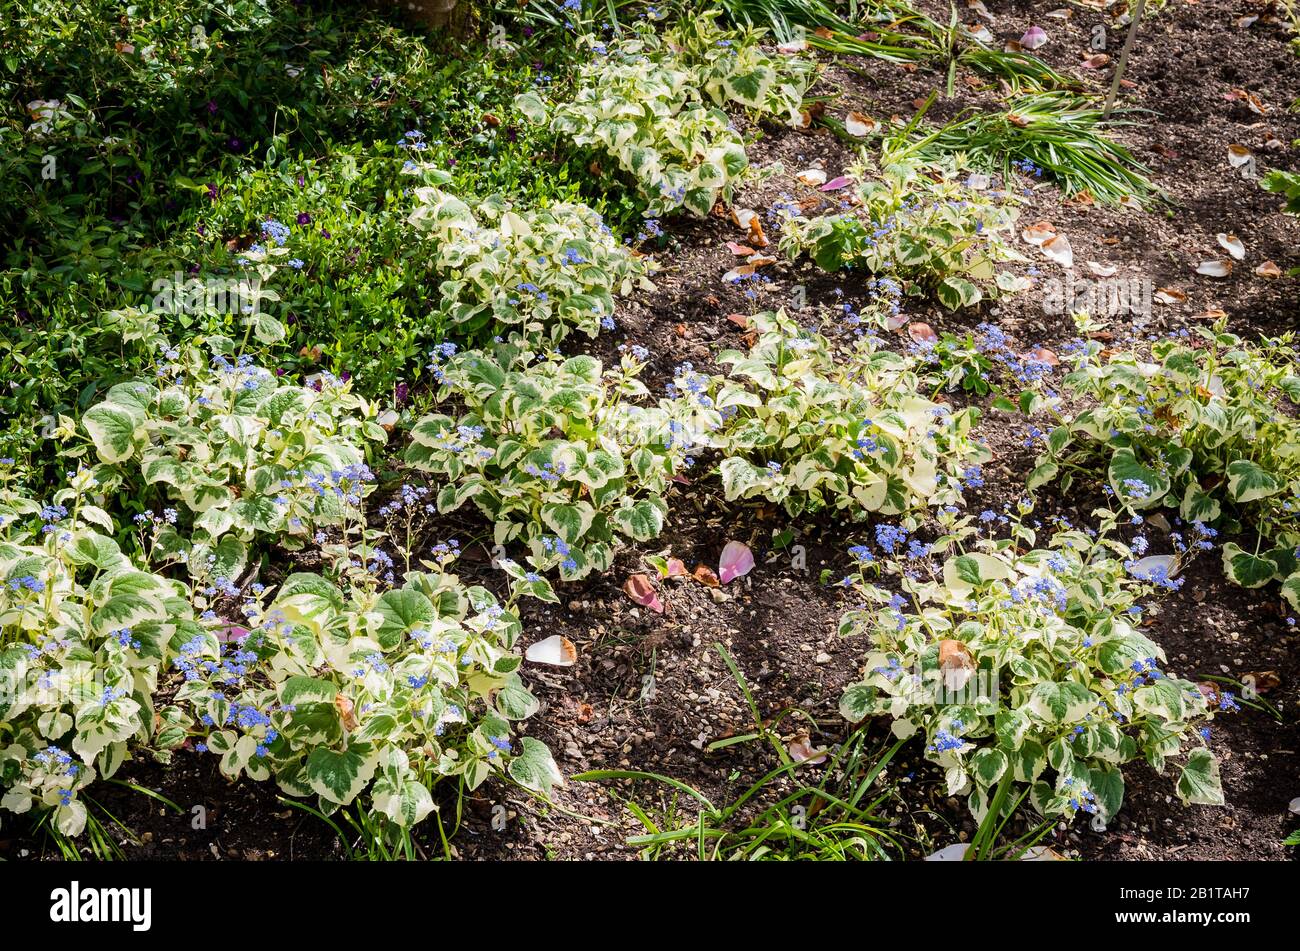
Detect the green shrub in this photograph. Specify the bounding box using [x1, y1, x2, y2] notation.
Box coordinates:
[406, 176, 654, 344]
[838, 508, 1225, 824]
[406, 343, 685, 580]
[0, 470, 196, 836]
[1031, 324, 1300, 598]
[68, 325, 387, 581]
[169, 547, 561, 831]
[516, 18, 814, 216]
[664, 310, 988, 518]
[777, 145, 1024, 309]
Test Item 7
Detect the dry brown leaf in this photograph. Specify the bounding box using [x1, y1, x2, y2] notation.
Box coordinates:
[335, 693, 358, 732]
[692, 564, 721, 587]
[938, 639, 975, 691]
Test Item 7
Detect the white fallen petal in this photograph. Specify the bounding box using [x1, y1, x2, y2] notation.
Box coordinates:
[796, 168, 827, 186]
[1041, 233, 1074, 268]
[1195, 259, 1232, 278]
[1022, 222, 1056, 246]
[525, 634, 577, 667]
[844, 112, 878, 137]
[1216, 233, 1245, 261]
[1087, 261, 1118, 277]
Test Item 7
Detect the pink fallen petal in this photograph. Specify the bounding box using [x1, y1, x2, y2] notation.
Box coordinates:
[1020, 26, 1048, 50]
[908, 321, 939, 345]
[217, 622, 250, 643]
[820, 175, 852, 192]
[718, 540, 755, 585]
[623, 574, 664, 613]
[1022, 346, 1059, 367]
[666, 558, 688, 578]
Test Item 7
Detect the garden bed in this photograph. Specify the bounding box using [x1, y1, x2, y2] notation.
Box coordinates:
[2, 0, 1299, 862]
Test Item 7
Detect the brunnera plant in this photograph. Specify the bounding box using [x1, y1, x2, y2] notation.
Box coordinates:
[515, 20, 814, 218]
[1030, 323, 1300, 601]
[0, 469, 197, 837]
[777, 141, 1026, 310]
[65, 335, 388, 583]
[838, 505, 1227, 825]
[663, 309, 988, 519]
[169, 548, 562, 832]
[674, 14, 817, 128]
[405, 176, 655, 344]
[405, 343, 685, 581]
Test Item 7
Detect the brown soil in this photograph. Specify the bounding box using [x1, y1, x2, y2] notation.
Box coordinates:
[4, 0, 1298, 862]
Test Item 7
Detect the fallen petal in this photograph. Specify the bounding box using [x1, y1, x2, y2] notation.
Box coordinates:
[1020, 26, 1048, 50]
[526, 634, 578, 666]
[1041, 233, 1074, 268]
[624, 574, 665, 613]
[908, 321, 939, 344]
[1022, 221, 1056, 246]
[719, 540, 755, 584]
[788, 733, 829, 765]
[1226, 144, 1252, 168]
[844, 111, 879, 137]
[1216, 233, 1245, 261]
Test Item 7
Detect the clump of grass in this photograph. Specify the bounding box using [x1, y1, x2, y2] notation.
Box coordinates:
[713, 0, 1073, 90]
[576, 644, 905, 860]
[900, 91, 1160, 205]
